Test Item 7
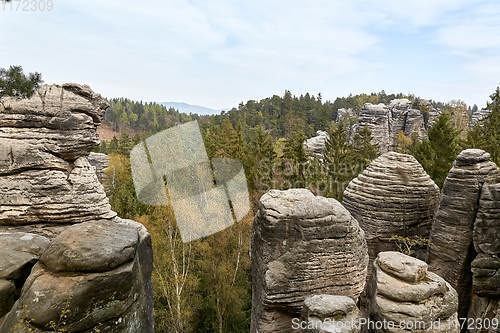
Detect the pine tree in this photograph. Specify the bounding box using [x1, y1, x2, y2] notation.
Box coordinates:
[0, 65, 42, 99]
[351, 126, 378, 173]
[411, 112, 460, 187]
[467, 87, 500, 165]
[322, 121, 353, 200]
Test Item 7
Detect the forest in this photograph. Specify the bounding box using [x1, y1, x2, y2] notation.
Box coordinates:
[96, 87, 499, 332]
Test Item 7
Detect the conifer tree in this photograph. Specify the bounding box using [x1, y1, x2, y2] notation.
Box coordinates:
[467, 87, 500, 165]
[411, 112, 460, 187]
[0, 65, 42, 99]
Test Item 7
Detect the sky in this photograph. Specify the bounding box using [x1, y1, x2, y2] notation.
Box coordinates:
[1, 0, 499, 109]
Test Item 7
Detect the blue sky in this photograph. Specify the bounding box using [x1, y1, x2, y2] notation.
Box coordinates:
[1, 0, 499, 109]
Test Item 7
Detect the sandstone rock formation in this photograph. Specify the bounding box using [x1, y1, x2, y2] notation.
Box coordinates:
[343, 152, 440, 275]
[468, 176, 500, 331]
[470, 108, 491, 127]
[369, 251, 460, 332]
[356, 99, 440, 153]
[300, 295, 361, 333]
[88, 151, 109, 183]
[304, 130, 329, 158]
[428, 149, 499, 317]
[0, 84, 116, 225]
[0, 84, 153, 332]
[251, 189, 368, 333]
[336, 108, 355, 123]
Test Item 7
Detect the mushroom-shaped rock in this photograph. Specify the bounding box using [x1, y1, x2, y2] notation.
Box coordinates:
[250, 189, 368, 333]
[369, 251, 460, 332]
[343, 152, 440, 276]
[427, 149, 499, 316]
[301, 295, 361, 333]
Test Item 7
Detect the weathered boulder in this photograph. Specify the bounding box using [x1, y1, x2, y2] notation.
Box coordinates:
[369, 251, 459, 332]
[428, 149, 499, 317]
[250, 189, 368, 333]
[343, 152, 440, 275]
[88, 151, 109, 183]
[0, 218, 153, 333]
[0, 232, 50, 319]
[304, 130, 329, 158]
[300, 295, 361, 333]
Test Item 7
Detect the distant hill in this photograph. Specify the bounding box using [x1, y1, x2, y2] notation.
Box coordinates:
[159, 102, 221, 115]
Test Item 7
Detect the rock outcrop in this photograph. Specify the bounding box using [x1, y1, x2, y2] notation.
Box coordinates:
[0, 84, 153, 332]
[304, 130, 329, 158]
[300, 295, 361, 333]
[250, 189, 368, 333]
[470, 108, 491, 127]
[369, 251, 460, 332]
[88, 151, 109, 183]
[428, 149, 499, 317]
[0, 84, 116, 225]
[343, 152, 440, 275]
[356, 99, 440, 153]
[468, 176, 500, 330]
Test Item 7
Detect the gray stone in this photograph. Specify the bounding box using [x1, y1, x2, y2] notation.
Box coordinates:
[343, 152, 440, 277]
[0, 249, 37, 280]
[0, 232, 50, 256]
[0, 279, 16, 319]
[88, 152, 109, 183]
[0, 84, 154, 333]
[427, 149, 499, 316]
[40, 220, 138, 273]
[304, 130, 329, 158]
[301, 295, 361, 333]
[369, 252, 459, 333]
[251, 189, 368, 333]
[354, 99, 440, 153]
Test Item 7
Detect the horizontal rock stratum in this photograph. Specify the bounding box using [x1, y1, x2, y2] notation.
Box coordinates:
[251, 189, 368, 333]
[343, 152, 440, 276]
[0, 84, 154, 332]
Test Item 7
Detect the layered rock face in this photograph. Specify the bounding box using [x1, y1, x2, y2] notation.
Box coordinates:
[343, 152, 440, 275]
[251, 189, 368, 333]
[0, 84, 153, 332]
[470, 108, 491, 127]
[304, 130, 329, 158]
[0, 84, 115, 225]
[468, 176, 500, 331]
[427, 149, 499, 317]
[369, 252, 459, 333]
[88, 151, 109, 183]
[300, 295, 361, 333]
[356, 99, 440, 152]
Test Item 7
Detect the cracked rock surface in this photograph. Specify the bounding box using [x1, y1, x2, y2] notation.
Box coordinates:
[343, 152, 440, 277]
[250, 189, 368, 333]
[428, 149, 499, 317]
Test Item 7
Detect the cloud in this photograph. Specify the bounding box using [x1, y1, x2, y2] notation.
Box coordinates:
[0, 0, 498, 108]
